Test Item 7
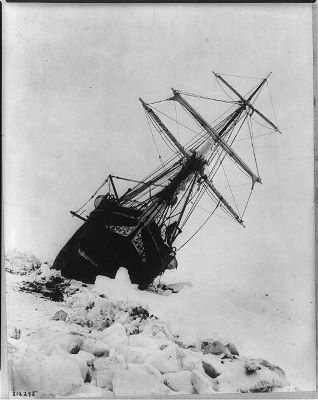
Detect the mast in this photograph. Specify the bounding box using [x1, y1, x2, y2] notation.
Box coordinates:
[200, 175, 244, 226]
[168, 174, 198, 243]
[128, 74, 277, 239]
[139, 98, 189, 158]
[137, 96, 248, 233]
[121, 159, 181, 203]
[213, 72, 281, 133]
[125, 101, 204, 239]
[170, 89, 261, 185]
[216, 79, 269, 138]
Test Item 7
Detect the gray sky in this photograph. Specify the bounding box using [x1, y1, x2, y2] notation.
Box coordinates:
[3, 3, 315, 389]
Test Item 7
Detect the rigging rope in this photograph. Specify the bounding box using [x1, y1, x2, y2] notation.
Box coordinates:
[180, 180, 207, 229]
[210, 112, 249, 180]
[76, 77, 266, 218]
[145, 111, 165, 170]
[149, 114, 180, 156]
[167, 174, 198, 229]
[221, 162, 240, 214]
[123, 162, 181, 205]
[208, 102, 238, 126]
[150, 105, 205, 137]
[241, 186, 253, 218]
[134, 155, 180, 189]
[177, 201, 221, 251]
[115, 80, 264, 213]
[135, 76, 270, 242]
[74, 176, 109, 214]
[174, 101, 180, 139]
[150, 99, 238, 159]
[214, 75, 265, 106]
[111, 175, 165, 187]
[266, 81, 280, 130]
[215, 72, 264, 80]
[190, 202, 234, 223]
[205, 187, 237, 221]
[236, 131, 273, 141]
[180, 91, 238, 104]
[247, 115, 260, 177]
[215, 78, 236, 101]
[143, 102, 252, 232]
[157, 127, 180, 155]
[149, 98, 171, 105]
[251, 116, 275, 131]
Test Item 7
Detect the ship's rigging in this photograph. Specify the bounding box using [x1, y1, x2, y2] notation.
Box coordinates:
[73, 72, 280, 249]
[54, 71, 280, 288]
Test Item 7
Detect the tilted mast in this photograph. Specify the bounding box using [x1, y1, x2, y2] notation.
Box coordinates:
[124, 73, 278, 239]
[170, 88, 261, 185]
[139, 98, 189, 158]
[213, 72, 281, 133]
[139, 97, 245, 228]
[55, 72, 281, 289]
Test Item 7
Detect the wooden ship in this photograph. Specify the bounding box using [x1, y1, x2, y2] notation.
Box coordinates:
[53, 72, 280, 289]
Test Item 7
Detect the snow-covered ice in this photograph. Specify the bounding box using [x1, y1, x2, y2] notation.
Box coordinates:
[4, 252, 296, 397]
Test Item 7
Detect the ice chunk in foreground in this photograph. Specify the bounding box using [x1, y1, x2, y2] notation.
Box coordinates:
[112, 369, 170, 396]
[94, 269, 139, 301]
[73, 350, 95, 366]
[97, 322, 128, 348]
[147, 343, 180, 373]
[22, 328, 83, 355]
[163, 370, 194, 393]
[12, 353, 83, 396]
[58, 384, 113, 398]
[191, 369, 215, 394]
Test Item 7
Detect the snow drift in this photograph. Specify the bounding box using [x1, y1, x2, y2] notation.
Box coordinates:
[5, 251, 291, 397]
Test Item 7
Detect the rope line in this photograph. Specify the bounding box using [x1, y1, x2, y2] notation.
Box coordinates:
[174, 101, 180, 139]
[149, 98, 171, 105]
[215, 72, 264, 80]
[177, 201, 220, 251]
[145, 111, 165, 170]
[241, 186, 253, 218]
[221, 163, 240, 214]
[247, 115, 260, 177]
[180, 91, 237, 104]
[205, 187, 236, 221]
[216, 78, 236, 101]
[75, 75, 272, 249]
[251, 116, 275, 131]
[266, 81, 280, 129]
[74, 176, 109, 214]
[150, 105, 205, 137]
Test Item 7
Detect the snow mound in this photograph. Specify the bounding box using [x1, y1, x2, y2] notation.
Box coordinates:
[6, 252, 75, 302]
[5, 250, 41, 275]
[5, 252, 291, 397]
[94, 271, 139, 301]
[65, 286, 156, 335]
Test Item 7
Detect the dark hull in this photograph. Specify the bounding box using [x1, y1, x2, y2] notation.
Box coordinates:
[53, 198, 177, 289]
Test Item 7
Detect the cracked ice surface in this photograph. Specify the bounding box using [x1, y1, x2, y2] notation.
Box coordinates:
[4, 252, 295, 398]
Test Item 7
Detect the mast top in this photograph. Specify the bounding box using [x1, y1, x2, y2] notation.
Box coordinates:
[213, 71, 281, 133]
[171, 88, 179, 95]
[212, 71, 272, 81]
[139, 97, 148, 108]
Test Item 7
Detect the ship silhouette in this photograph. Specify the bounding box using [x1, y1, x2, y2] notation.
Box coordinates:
[53, 72, 280, 289]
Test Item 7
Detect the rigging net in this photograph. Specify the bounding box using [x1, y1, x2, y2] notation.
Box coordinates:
[71, 72, 280, 252]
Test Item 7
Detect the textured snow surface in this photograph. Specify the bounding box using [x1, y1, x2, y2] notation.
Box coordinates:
[5, 252, 295, 398]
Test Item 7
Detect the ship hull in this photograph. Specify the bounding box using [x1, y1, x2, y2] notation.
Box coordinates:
[53, 199, 177, 289]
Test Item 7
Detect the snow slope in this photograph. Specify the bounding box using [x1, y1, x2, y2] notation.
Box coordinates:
[4, 252, 296, 398]
[160, 264, 315, 391]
